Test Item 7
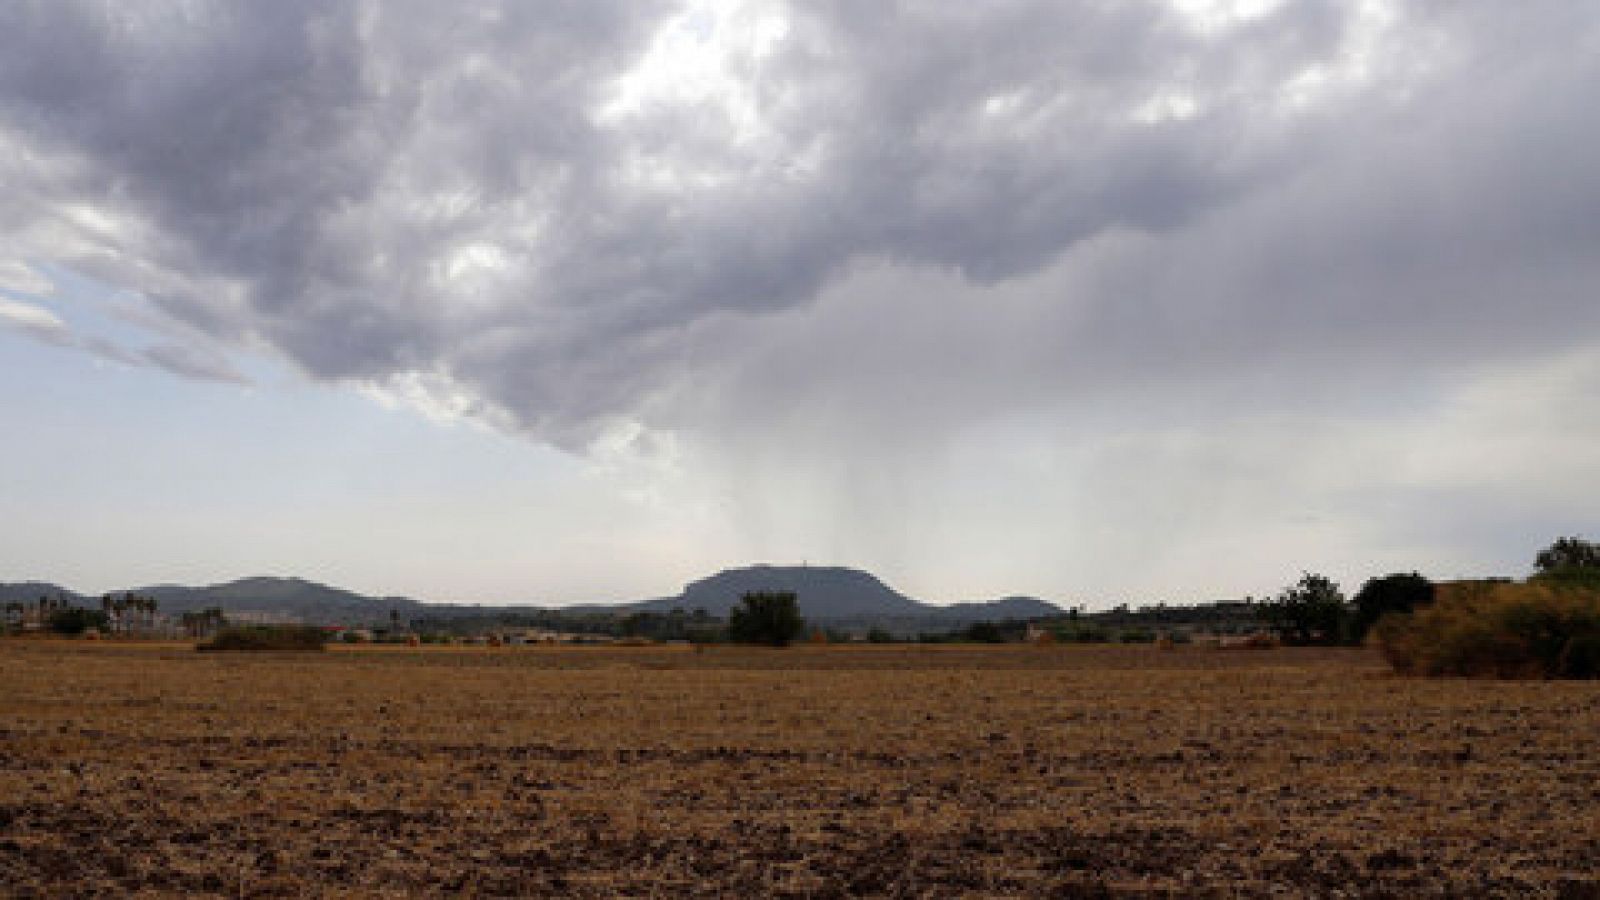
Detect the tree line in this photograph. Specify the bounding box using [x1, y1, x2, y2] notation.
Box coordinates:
[1256, 536, 1600, 649]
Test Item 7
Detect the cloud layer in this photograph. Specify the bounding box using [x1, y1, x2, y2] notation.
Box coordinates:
[3, 1, 1598, 598]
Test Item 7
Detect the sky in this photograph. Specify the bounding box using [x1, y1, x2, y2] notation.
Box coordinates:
[2, 1, 1598, 607]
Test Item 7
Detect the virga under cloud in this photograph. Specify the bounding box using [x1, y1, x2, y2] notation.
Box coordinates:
[2, 1, 1597, 601]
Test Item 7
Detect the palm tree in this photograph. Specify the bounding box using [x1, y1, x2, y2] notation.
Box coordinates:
[124, 593, 143, 635]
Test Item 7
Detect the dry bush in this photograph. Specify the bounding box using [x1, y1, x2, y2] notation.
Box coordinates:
[1374, 580, 1600, 678]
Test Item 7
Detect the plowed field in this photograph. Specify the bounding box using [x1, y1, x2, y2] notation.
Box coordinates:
[2, 641, 1597, 897]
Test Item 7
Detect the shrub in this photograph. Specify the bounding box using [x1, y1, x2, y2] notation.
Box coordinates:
[1053, 623, 1110, 643]
[1557, 635, 1600, 678]
[961, 621, 1008, 644]
[199, 625, 327, 653]
[1531, 568, 1600, 590]
[1374, 581, 1600, 678]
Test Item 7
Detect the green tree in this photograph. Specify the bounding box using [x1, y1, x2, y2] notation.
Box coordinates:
[1351, 572, 1434, 641]
[49, 607, 109, 636]
[728, 591, 804, 647]
[1534, 536, 1600, 588]
[1261, 572, 1348, 645]
[1536, 536, 1600, 572]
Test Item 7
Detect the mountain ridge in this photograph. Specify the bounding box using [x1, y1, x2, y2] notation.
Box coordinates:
[2, 566, 1063, 625]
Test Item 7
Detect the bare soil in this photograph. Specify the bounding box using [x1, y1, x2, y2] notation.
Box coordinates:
[2, 641, 1597, 897]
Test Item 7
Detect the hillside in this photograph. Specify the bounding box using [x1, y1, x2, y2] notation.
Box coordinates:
[936, 595, 1061, 620]
[136, 577, 422, 624]
[640, 566, 924, 618]
[634, 565, 1061, 626]
[0, 582, 88, 606]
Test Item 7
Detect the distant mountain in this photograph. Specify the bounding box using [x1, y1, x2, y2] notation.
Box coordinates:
[3, 566, 1063, 629]
[0, 582, 88, 606]
[136, 577, 422, 624]
[1, 577, 417, 624]
[638, 565, 924, 618]
[937, 595, 1061, 620]
[634, 565, 1062, 625]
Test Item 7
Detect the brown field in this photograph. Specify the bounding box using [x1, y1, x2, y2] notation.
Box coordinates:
[2, 641, 1598, 897]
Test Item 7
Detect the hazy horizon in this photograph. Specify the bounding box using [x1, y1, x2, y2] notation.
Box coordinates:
[4, 553, 1541, 614]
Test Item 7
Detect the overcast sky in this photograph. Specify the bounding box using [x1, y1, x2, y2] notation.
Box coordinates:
[2, 1, 1597, 606]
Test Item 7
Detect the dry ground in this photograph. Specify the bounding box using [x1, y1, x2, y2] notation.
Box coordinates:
[1, 640, 1598, 897]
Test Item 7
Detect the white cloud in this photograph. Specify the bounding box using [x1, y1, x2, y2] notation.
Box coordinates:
[0, 260, 51, 295]
[0, 297, 67, 334]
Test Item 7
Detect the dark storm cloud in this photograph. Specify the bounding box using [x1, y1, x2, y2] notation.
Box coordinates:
[677, 2, 1600, 436]
[1, 1, 1597, 449]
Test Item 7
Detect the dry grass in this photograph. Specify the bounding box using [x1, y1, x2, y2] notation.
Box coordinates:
[1377, 580, 1600, 678]
[2, 641, 1598, 897]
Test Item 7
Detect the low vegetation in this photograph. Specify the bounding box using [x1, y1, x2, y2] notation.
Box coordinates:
[1375, 580, 1600, 678]
[1367, 536, 1600, 680]
[198, 625, 327, 653]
